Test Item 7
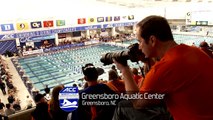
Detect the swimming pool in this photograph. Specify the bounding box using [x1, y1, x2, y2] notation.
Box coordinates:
[17, 44, 128, 92]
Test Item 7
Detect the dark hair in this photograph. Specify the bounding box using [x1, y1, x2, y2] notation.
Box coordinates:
[82, 63, 98, 81]
[137, 15, 174, 43]
[49, 85, 64, 111]
[6, 104, 11, 109]
[34, 93, 44, 103]
[108, 70, 119, 81]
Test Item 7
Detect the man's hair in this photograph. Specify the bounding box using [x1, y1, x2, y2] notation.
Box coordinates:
[82, 63, 98, 81]
[137, 15, 174, 43]
[34, 93, 44, 103]
[6, 104, 11, 109]
[108, 70, 119, 81]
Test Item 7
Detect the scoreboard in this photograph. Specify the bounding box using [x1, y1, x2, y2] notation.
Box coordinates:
[186, 11, 213, 26]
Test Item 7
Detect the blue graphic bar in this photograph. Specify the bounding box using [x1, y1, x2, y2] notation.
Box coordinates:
[0, 22, 136, 40]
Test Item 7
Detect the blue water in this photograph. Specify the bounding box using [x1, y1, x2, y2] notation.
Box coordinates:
[18, 34, 213, 92]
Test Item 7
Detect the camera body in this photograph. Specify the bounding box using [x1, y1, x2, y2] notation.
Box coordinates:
[100, 43, 146, 66]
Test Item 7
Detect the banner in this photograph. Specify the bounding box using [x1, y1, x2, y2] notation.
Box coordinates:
[128, 15, 134, 20]
[105, 16, 112, 22]
[31, 21, 42, 29]
[87, 18, 96, 24]
[114, 16, 120, 21]
[0, 24, 14, 31]
[43, 20, 54, 27]
[97, 17, 104, 22]
[56, 20, 65, 26]
[77, 18, 86, 24]
[16, 23, 29, 30]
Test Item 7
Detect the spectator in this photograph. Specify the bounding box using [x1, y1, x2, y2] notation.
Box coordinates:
[49, 85, 68, 120]
[44, 85, 50, 95]
[72, 84, 77, 87]
[199, 41, 213, 58]
[4, 104, 15, 116]
[111, 65, 118, 75]
[31, 93, 52, 120]
[0, 81, 6, 95]
[71, 63, 117, 120]
[7, 93, 15, 104]
[113, 15, 213, 120]
[25, 95, 33, 109]
[106, 70, 125, 93]
[0, 99, 5, 115]
[12, 99, 21, 111]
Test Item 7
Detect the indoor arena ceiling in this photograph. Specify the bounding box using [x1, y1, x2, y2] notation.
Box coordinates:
[95, 0, 213, 8]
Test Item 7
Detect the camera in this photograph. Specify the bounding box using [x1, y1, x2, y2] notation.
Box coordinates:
[100, 43, 146, 66]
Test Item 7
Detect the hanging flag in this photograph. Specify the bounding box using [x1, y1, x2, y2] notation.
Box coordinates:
[114, 16, 120, 21]
[30, 21, 42, 29]
[56, 20, 65, 26]
[128, 15, 134, 20]
[0, 24, 14, 31]
[77, 18, 86, 24]
[43, 20, 54, 28]
[97, 17, 104, 22]
[105, 16, 112, 22]
[88, 18, 96, 24]
[16, 22, 29, 30]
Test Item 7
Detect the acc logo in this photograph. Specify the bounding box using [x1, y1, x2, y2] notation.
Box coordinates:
[0, 34, 15, 40]
[59, 87, 79, 112]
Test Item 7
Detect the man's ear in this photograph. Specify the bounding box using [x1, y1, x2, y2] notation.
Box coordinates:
[149, 35, 157, 47]
[84, 76, 88, 81]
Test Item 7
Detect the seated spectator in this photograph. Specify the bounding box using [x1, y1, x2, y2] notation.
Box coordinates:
[199, 41, 213, 58]
[49, 85, 68, 120]
[71, 63, 117, 120]
[106, 70, 125, 93]
[31, 93, 52, 120]
[4, 104, 15, 116]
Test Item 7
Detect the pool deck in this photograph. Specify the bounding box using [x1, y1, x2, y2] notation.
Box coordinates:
[0, 56, 35, 110]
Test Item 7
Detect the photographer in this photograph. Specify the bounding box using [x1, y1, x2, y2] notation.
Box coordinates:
[112, 15, 213, 120]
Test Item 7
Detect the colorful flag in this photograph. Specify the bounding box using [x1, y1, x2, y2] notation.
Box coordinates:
[97, 17, 104, 22]
[43, 20, 54, 27]
[30, 21, 42, 29]
[77, 18, 86, 24]
[105, 16, 112, 22]
[128, 15, 134, 20]
[0, 24, 14, 31]
[16, 23, 29, 30]
[56, 20, 65, 26]
[88, 18, 96, 24]
[114, 16, 120, 21]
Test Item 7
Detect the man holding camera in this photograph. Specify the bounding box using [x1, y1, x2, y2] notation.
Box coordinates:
[113, 15, 213, 120]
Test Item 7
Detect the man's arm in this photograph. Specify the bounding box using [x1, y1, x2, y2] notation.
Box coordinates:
[114, 59, 162, 109]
